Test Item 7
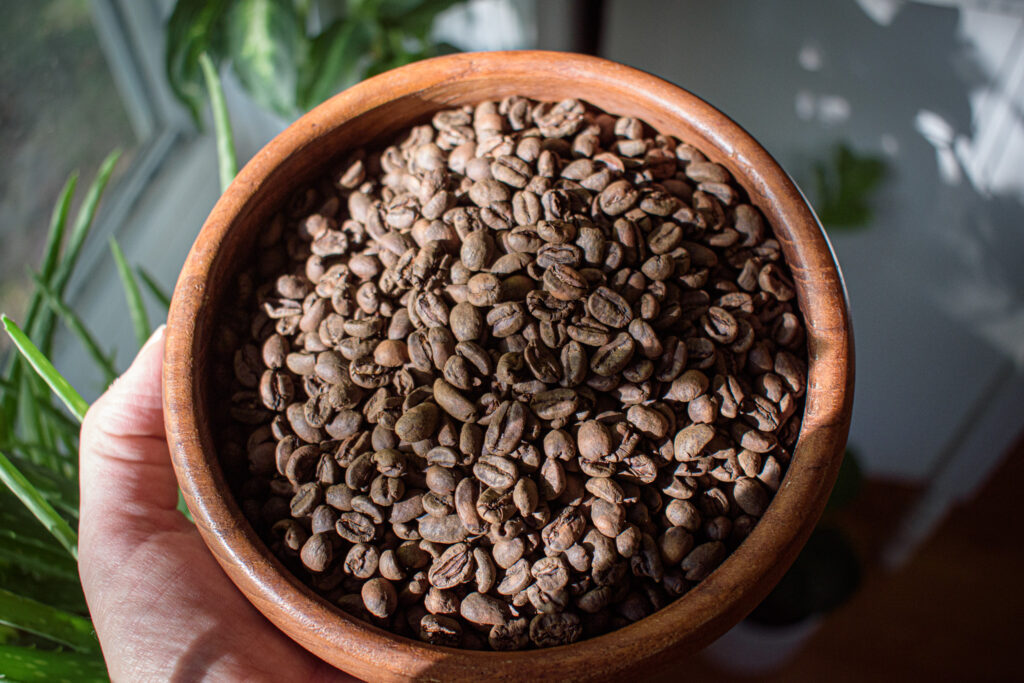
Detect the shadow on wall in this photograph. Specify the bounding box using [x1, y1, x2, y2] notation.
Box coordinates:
[789, 0, 1024, 364]
[603, 0, 1024, 480]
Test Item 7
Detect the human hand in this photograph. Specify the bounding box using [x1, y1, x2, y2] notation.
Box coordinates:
[79, 326, 349, 682]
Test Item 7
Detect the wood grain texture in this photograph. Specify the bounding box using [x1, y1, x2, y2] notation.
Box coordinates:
[163, 51, 854, 681]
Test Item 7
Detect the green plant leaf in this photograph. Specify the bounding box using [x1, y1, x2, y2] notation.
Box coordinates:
[0, 589, 98, 653]
[109, 239, 151, 349]
[4, 450, 78, 518]
[0, 450, 77, 561]
[0, 533, 79, 584]
[813, 143, 887, 230]
[0, 562, 86, 615]
[177, 489, 194, 523]
[0, 645, 107, 682]
[136, 267, 172, 311]
[2, 317, 89, 425]
[165, 0, 231, 126]
[29, 149, 122, 364]
[49, 150, 122, 310]
[199, 52, 239, 192]
[1, 171, 80, 446]
[16, 172, 79, 340]
[15, 380, 46, 465]
[227, 0, 305, 118]
[31, 274, 117, 384]
[378, 0, 461, 23]
[40, 174, 79, 283]
[298, 18, 374, 111]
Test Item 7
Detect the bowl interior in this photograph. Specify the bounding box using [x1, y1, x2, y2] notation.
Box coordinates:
[166, 51, 852, 682]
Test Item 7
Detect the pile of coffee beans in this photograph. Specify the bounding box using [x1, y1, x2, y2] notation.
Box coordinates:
[215, 96, 808, 651]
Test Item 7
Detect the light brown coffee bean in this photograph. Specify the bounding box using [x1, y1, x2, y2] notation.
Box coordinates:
[428, 542, 476, 589]
[460, 592, 512, 626]
[586, 286, 633, 328]
[590, 332, 636, 376]
[362, 578, 398, 618]
[542, 263, 588, 301]
[300, 532, 332, 572]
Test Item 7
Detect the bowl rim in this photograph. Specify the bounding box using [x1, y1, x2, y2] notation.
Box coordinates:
[164, 50, 853, 680]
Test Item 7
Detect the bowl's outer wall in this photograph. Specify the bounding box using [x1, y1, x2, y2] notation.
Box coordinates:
[164, 51, 853, 682]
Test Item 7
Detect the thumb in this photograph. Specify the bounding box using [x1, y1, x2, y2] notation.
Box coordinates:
[79, 325, 181, 526]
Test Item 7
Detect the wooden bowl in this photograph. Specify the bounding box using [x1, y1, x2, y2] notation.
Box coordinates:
[164, 51, 853, 681]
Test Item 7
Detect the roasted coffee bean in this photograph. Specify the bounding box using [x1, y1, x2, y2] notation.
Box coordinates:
[489, 618, 530, 651]
[395, 402, 440, 443]
[300, 532, 333, 572]
[529, 613, 582, 647]
[530, 388, 579, 421]
[590, 332, 636, 377]
[577, 420, 614, 461]
[335, 512, 376, 543]
[420, 614, 463, 646]
[681, 542, 726, 582]
[433, 378, 478, 422]
[484, 400, 526, 456]
[542, 507, 586, 552]
[428, 542, 475, 588]
[419, 514, 469, 544]
[460, 592, 511, 626]
[344, 543, 380, 579]
[542, 263, 588, 301]
[587, 287, 633, 328]
[220, 96, 808, 652]
[598, 180, 639, 216]
[362, 578, 398, 618]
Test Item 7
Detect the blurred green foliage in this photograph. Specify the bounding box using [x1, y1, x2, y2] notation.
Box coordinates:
[166, 0, 464, 122]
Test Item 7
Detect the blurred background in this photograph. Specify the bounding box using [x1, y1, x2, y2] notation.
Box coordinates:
[1, 0, 1021, 679]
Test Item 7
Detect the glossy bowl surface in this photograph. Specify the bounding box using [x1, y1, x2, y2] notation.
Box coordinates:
[164, 50, 853, 682]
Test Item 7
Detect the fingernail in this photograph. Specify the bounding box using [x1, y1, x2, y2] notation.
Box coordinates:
[142, 324, 167, 352]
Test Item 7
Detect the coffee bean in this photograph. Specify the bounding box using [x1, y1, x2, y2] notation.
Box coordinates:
[395, 402, 440, 443]
[433, 378, 478, 423]
[461, 592, 512, 626]
[734, 477, 770, 516]
[542, 263, 588, 301]
[577, 420, 614, 461]
[428, 542, 475, 588]
[484, 400, 526, 457]
[542, 507, 586, 552]
[336, 512, 376, 543]
[469, 179, 510, 208]
[529, 613, 582, 647]
[362, 578, 398, 618]
[419, 514, 469, 544]
[586, 286, 633, 328]
[598, 180, 639, 216]
[474, 455, 518, 491]
[420, 614, 463, 646]
[681, 541, 726, 581]
[300, 532, 333, 572]
[489, 618, 530, 651]
[476, 486, 515, 525]
[590, 332, 636, 376]
[222, 96, 807, 652]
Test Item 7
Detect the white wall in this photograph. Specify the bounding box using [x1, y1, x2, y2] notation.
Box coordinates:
[602, 0, 1024, 483]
